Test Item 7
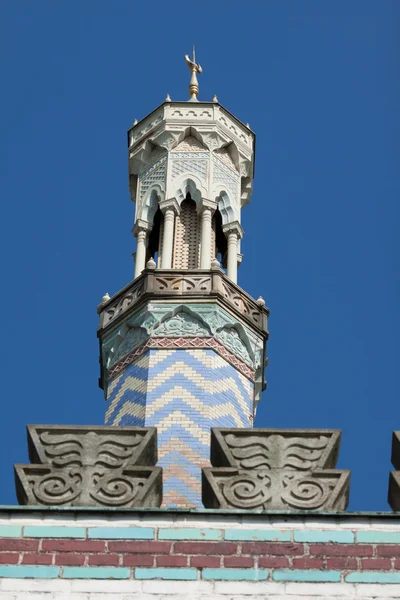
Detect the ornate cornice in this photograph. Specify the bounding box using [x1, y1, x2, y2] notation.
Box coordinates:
[97, 269, 269, 335]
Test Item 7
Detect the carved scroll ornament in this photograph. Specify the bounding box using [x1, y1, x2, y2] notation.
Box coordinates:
[15, 425, 162, 508]
[202, 428, 350, 512]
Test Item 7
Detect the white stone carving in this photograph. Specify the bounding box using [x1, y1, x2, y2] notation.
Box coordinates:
[129, 109, 164, 147]
[172, 136, 206, 152]
[139, 157, 167, 200]
[170, 107, 212, 119]
[218, 111, 249, 145]
[171, 158, 208, 181]
[214, 148, 237, 172]
[212, 155, 239, 204]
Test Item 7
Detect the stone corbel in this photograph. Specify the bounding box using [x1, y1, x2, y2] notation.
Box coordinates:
[222, 220, 244, 240]
[132, 218, 153, 238]
[158, 197, 181, 216]
[199, 197, 218, 215]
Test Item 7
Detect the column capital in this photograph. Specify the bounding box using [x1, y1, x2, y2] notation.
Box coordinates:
[199, 198, 218, 215]
[132, 219, 152, 237]
[222, 220, 244, 239]
[159, 197, 180, 216]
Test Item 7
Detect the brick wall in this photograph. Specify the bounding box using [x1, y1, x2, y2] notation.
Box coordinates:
[0, 508, 399, 598]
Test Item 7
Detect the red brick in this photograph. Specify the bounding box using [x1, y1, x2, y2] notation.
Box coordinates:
[174, 542, 238, 555]
[42, 540, 105, 553]
[258, 556, 290, 568]
[123, 555, 154, 567]
[0, 553, 19, 564]
[109, 541, 171, 554]
[241, 543, 304, 556]
[190, 556, 221, 568]
[292, 557, 324, 569]
[88, 554, 120, 566]
[394, 559, 400, 569]
[309, 544, 373, 557]
[377, 545, 400, 558]
[55, 553, 86, 566]
[362, 558, 392, 570]
[0, 540, 39, 552]
[156, 555, 188, 567]
[327, 557, 358, 570]
[224, 556, 254, 568]
[22, 553, 52, 565]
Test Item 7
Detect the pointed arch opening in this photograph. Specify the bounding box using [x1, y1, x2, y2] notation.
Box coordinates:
[214, 208, 227, 268]
[147, 206, 164, 267]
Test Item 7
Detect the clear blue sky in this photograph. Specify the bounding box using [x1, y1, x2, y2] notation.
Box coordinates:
[0, 1, 398, 510]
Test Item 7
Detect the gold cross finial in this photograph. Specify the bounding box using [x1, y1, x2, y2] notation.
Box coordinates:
[185, 46, 202, 102]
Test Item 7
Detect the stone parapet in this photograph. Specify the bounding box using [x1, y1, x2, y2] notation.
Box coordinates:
[202, 429, 350, 511]
[97, 268, 269, 335]
[15, 426, 162, 508]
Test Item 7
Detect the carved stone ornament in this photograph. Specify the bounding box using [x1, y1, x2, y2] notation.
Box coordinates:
[15, 425, 162, 508]
[388, 431, 400, 511]
[202, 428, 350, 512]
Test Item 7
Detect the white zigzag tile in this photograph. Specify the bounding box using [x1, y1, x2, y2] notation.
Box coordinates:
[154, 411, 210, 443]
[146, 385, 245, 428]
[148, 349, 176, 367]
[106, 370, 124, 396]
[105, 376, 148, 421]
[208, 377, 253, 422]
[147, 362, 209, 393]
[112, 400, 146, 426]
[132, 352, 151, 369]
[185, 348, 212, 365]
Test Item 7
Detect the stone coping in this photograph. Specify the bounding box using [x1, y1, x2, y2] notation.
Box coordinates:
[0, 506, 398, 519]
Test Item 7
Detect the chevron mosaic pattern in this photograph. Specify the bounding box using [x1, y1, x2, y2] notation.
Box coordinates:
[105, 348, 254, 508]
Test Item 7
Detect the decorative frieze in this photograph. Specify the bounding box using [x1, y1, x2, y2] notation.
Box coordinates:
[15, 426, 162, 508]
[388, 431, 400, 511]
[202, 429, 350, 511]
[100, 300, 264, 385]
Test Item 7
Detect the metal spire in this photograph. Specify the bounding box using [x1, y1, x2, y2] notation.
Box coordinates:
[184, 46, 202, 102]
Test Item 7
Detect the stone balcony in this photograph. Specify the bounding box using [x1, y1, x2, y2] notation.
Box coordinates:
[97, 268, 269, 336]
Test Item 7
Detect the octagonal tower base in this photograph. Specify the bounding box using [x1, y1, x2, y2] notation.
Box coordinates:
[98, 268, 268, 508]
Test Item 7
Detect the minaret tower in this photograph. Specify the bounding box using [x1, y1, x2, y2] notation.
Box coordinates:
[97, 52, 269, 508]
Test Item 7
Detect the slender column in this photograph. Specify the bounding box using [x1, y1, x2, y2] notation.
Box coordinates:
[159, 198, 180, 269]
[200, 199, 217, 269]
[134, 231, 147, 278]
[226, 231, 238, 283]
[133, 220, 151, 279]
[223, 221, 244, 285]
[161, 208, 175, 269]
